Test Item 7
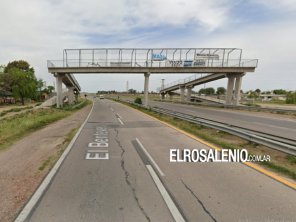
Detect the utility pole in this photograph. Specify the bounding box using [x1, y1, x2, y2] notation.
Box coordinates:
[126, 80, 129, 92]
[161, 79, 165, 90]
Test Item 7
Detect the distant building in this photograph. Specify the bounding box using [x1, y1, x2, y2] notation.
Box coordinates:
[259, 94, 286, 101]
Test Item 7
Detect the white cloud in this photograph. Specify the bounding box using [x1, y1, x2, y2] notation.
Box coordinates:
[250, 0, 296, 12]
[0, 0, 295, 92]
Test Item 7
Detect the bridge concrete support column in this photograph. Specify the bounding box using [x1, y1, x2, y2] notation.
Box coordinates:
[186, 86, 193, 102]
[55, 74, 63, 108]
[180, 86, 185, 102]
[67, 86, 75, 104]
[169, 93, 173, 101]
[161, 93, 165, 101]
[233, 73, 244, 105]
[144, 72, 150, 107]
[226, 74, 235, 105]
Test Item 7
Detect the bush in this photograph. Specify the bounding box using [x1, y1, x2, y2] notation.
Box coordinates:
[134, 97, 142, 104]
[286, 92, 296, 104]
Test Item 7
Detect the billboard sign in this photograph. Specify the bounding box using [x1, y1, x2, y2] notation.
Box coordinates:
[152, 54, 167, 61]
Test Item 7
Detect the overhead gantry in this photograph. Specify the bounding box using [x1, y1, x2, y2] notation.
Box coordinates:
[47, 48, 258, 107]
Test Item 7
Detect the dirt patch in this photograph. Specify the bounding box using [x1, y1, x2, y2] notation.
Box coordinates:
[0, 104, 91, 222]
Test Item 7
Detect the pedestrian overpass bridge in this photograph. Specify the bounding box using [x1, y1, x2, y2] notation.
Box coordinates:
[158, 72, 242, 105]
[47, 48, 258, 107]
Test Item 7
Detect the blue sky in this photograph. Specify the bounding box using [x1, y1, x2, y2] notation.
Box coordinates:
[0, 0, 295, 92]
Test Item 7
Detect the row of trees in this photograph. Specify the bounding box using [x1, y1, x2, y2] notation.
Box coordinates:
[246, 89, 290, 96]
[197, 87, 295, 97]
[0, 60, 54, 105]
[198, 87, 226, 95]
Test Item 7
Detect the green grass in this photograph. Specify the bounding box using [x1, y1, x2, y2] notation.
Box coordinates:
[55, 99, 91, 111]
[0, 106, 33, 117]
[260, 161, 296, 180]
[0, 101, 91, 151]
[114, 99, 296, 181]
[286, 155, 296, 164]
[38, 156, 54, 171]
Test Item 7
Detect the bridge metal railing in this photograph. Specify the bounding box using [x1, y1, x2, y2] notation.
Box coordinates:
[47, 48, 258, 69]
[48, 59, 258, 69]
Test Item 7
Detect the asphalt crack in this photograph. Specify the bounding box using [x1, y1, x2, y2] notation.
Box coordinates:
[114, 128, 151, 222]
[181, 179, 217, 222]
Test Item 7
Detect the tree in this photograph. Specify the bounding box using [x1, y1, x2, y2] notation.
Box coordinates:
[0, 72, 13, 93]
[128, 89, 137, 94]
[198, 87, 215, 95]
[4, 60, 34, 73]
[247, 91, 259, 99]
[3, 60, 38, 104]
[216, 87, 226, 95]
[9, 67, 37, 105]
[273, 89, 287, 95]
[46, 86, 55, 95]
[255, 88, 261, 94]
[36, 79, 44, 101]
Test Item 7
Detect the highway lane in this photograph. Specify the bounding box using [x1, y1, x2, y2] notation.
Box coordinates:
[26, 99, 296, 222]
[149, 101, 296, 140]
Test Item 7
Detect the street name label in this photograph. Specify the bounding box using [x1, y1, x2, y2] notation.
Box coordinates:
[86, 150, 109, 160]
[86, 126, 109, 160]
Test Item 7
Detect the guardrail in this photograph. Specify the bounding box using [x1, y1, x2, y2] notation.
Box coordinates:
[120, 99, 296, 156]
[154, 99, 296, 114]
[151, 106, 296, 155]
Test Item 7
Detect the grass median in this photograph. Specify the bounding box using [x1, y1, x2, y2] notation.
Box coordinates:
[113, 99, 296, 181]
[0, 99, 91, 151]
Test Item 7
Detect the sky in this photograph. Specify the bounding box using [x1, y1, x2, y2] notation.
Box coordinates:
[0, 0, 295, 93]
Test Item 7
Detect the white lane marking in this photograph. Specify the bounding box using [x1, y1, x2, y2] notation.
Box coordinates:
[117, 118, 124, 125]
[117, 114, 123, 119]
[14, 103, 95, 222]
[110, 107, 114, 112]
[146, 165, 185, 222]
[136, 138, 165, 177]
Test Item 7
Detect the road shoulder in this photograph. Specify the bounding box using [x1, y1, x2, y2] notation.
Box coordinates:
[0, 104, 91, 222]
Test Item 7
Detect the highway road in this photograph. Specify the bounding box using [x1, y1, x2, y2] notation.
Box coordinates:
[24, 99, 296, 222]
[150, 101, 296, 141]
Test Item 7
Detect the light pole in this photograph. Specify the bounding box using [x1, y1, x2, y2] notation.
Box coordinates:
[161, 79, 165, 100]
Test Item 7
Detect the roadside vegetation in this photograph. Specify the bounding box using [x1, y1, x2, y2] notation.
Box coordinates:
[38, 127, 78, 171]
[0, 60, 55, 106]
[113, 99, 296, 180]
[0, 99, 91, 151]
[0, 105, 34, 117]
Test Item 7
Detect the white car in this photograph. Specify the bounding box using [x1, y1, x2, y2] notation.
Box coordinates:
[99, 95, 104, 99]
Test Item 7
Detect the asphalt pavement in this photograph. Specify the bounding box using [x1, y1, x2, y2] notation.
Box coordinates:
[25, 99, 296, 222]
[149, 101, 296, 140]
